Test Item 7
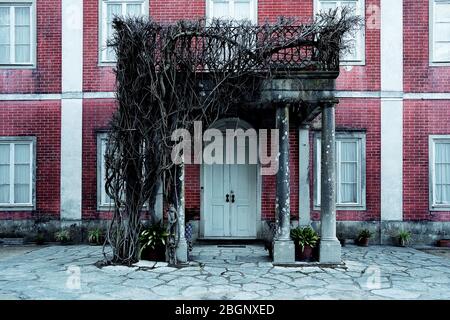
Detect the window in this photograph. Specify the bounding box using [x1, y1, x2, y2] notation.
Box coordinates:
[0, 1, 35, 67]
[99, 0, 148, 63]
[429, 136, 450, 210]
[314, 132, 366, 210]
[97, 133, 113, 209]
[314, 0, 365, 64]
[430, 0, 450, 63]
[206, 0, 257, 23]
[97, 133, 149, 210]
[0, 137, 36, 209]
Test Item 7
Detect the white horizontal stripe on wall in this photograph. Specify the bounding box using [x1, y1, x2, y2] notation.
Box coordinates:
[2, 92, 450, 101]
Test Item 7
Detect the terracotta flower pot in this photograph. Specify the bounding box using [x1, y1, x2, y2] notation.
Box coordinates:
[295, 244, 314, 261]
[358, 237, 369, 247]
[437, 239, 450, 248]
[140, 245, 166, 261]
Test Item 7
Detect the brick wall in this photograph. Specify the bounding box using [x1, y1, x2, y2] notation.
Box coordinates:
[404, 0, 450, 92]
[403, 100, 450, 221]
[0, 0, 61, 94]
[0, 101, 61, 219]
[82, 98, 117, 219]
[336, 0, 381, 91]
[310, 98, 381, 221]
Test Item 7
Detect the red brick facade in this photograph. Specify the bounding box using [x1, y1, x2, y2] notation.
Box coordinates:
[403, 100, 450, 221]
[0, 100, 61, 219]
[0, 0, 449, 229]
[0, 0, 61, 94]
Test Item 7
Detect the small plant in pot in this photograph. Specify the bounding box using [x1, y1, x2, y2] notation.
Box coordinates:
[290, 226, 319, 261]
[356, 229, 372, 247]
[398, 230, 412, 247]
[139, 222, 169, 261]
[35, 232, 46, 245]
[54, 229, 72, 245]
[87, 228, 104, 246]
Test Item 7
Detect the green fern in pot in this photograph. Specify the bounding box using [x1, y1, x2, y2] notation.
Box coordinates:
[290, 226, 319, 261]
[139, 222, 169, 261]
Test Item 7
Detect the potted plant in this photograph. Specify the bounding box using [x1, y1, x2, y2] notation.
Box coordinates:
[35, 232, 46, 245]
[337, 233, 346, 247]
[437, 239, 450, 247]
[398, 230, 412, 247]
[87, 228, 104, 246]
[290, 226, 320, 261]
[54, 229, 72, 245]
[139, 223, 169, 261]
[356, 229, 372, 247]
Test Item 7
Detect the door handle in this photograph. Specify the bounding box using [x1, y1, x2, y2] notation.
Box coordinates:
[231, 194, 235, 203]
[226, 194, 230, 202]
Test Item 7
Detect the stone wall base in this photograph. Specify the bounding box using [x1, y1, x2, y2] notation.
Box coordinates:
[1, 219, 450, 246]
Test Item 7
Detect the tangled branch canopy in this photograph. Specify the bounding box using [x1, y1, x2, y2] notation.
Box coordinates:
[103, 8, 362, 265]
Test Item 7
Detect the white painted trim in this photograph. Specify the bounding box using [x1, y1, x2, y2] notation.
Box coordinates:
[205, 0, 258, 23]
[314, 0, 366, 65]
[0, 136, 36, 210]
[404, 93, 450, 100]
[380, 99, 403, 221]
[4, 91, 450, 102]
[0, 1, 36, 68]
[0, 93, 62, 101]
[313, 131, 367, 211]
[200, 117, 261, 239]
[83, 91, 116, 99]
[60, 99, 83, 221]
[99, 0, 149, 64]
[61, 0, 83, 221]
[62, 0, 83, 93]
[429, 135, 450, 211]
[429, 0, 450, 65]
[380, 0, 403, 222]
[381, 0, 403, 92]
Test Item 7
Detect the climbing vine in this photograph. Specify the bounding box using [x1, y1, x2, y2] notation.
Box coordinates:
[102, 8, 361, 266]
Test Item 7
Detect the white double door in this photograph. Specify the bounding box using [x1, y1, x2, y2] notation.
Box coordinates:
[204, 163, 257, 238]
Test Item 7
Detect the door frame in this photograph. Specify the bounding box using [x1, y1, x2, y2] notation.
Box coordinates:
[200, 118, 262, 239]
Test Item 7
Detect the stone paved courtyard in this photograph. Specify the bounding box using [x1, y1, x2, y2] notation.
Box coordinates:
[0, 244, 449, 300]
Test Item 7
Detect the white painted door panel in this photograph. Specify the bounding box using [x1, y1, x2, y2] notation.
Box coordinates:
[204, 163, 230, 237]
[204, 163, 257, 238]
[230, 164, 257, 237]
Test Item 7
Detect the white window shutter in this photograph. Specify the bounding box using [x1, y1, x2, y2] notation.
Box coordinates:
[14, 6, 31, 63]
[0, 144, 10, 203]
[0, 7, 10, 64]
[435, 142, 450, 204]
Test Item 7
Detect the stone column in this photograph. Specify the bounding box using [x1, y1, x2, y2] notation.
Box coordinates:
[176, 162, 188, 263]
[319, 102, 341, 263]
[273, 105, 295, 263]
[299, 125, 311, 226]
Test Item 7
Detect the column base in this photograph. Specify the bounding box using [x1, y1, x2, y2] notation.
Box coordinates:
[176, 238, 189, 263]
[319, 239, 341, 264]
[273, 239, 295, 263]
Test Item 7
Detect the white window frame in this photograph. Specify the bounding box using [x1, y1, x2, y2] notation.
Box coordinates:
[0, 136, 36, 210]
[98, 0, 149, 65]
[429, 0, 450, 65]
[97, 133, 148, 210]
[314, 131, 366, 210]
[429, 135, 450, 211]
[97, 133, 113, 210]
[0, 0, 36, 68]
[314, 0, 365, 65]
[206, 0, 258, 24]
